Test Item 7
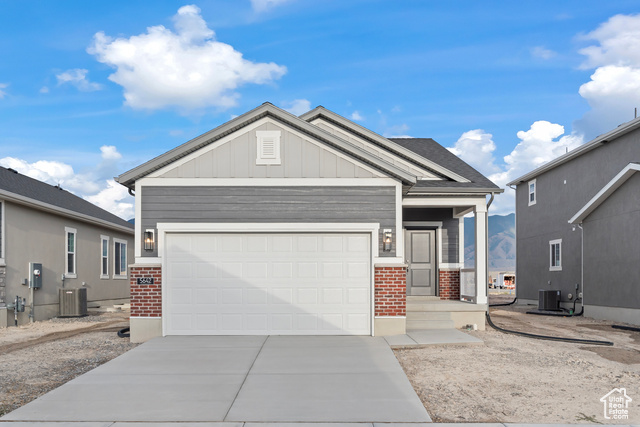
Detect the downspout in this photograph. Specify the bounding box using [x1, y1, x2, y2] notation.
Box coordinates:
[128, 188, 135, 197]
[577, 223, 584, 309]
[485, 192, 495, 309]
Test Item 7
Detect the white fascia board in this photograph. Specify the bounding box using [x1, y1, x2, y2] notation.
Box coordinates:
[119, 103, 417, 187]
[568, 163, 640, 224]
[0, 189, 134, 235]
[139, 177, 399, 187]
[146, 117, 387, 180]
[507, 116, 640, 186]
[301, 107, 470, 183]
[403, 196, 487, 210]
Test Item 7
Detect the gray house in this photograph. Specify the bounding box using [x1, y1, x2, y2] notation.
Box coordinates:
[116, 103, 501, 342]
[0, 167, 134, 326]
[508, 117, 640, 325]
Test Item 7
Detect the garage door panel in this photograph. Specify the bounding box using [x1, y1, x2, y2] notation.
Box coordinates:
[165, 233, 371, 335]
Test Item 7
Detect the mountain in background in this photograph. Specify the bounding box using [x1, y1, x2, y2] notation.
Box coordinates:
[464, 213, 515, 271]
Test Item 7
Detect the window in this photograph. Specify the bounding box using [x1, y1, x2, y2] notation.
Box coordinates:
[549, 239, 562, 271]
[100, 235, 109, 279]
[114, 239, 127, 279]
[65, 227, 77, 278]
[528, 179, 536, 206]
[256, 130, 281, 165]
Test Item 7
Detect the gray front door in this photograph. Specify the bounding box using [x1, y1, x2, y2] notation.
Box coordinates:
[405, 230, 437, 296]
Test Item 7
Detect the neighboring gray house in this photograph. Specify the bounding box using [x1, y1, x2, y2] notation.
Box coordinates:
[116, 103, 501, 342]
[508, 117, 640, 325]
[0, 167, 134, 326]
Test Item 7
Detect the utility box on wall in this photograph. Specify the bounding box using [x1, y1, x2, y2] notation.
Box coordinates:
[29, 262, 42, 289]
[59, 288, 88, 317]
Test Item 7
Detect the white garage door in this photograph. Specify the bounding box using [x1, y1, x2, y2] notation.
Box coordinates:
[165, 233, 371, 335]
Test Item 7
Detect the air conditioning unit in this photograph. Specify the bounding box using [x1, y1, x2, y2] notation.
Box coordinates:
[59, 288, 88, 317]
[539, 289, 561, 311]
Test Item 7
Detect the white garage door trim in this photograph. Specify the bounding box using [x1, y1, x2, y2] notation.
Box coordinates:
[157, 222, 380, 336]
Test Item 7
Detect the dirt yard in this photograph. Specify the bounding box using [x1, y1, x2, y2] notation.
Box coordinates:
[0, 311, 138, 416]
[395, 296, 640, 424]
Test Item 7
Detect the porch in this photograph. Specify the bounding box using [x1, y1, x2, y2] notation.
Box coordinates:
[406, 296, 487, 331]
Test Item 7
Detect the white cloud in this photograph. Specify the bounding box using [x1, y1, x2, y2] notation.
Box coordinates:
[0, 83, 8, 98]
[281, 98, 311, 115]
[448, 122, 584, 214]
[350, 111, 364, 121]
[0, 146, 134, 220]
[448, 129, 501, 176]
[85, 180, 134, 220]
[578, 14, 640, 69]
[575, 14, 640, 136]
[383, 123, 411, 138]
[56, 69, 102, 92]
[100, 145, 122, 160]
[169, 129, 184, 137]
[250, 0, 292, 13]
[530, 46, 556, 60]
[88, 4, 287, 111]
[39, 86, 50, 94]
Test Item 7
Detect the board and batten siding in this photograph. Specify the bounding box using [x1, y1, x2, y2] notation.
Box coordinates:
[157, 121, 383, 180]
[141, 186, 396, 258]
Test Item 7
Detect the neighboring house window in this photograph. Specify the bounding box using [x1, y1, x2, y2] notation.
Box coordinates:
[528, 179, 536, 206]
[65, 227, 77, 278]
[549, 239, 562, 271]
[256, 130, 281, 165]
[114, 238, 127, 279]
[100, 235, 109, 279]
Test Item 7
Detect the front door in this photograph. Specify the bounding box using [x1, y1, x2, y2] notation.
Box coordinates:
[405, 230, 437, 296]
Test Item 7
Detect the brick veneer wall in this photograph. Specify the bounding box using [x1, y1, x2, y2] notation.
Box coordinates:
[439, 269, 460, 300]
[374, 266, 406, 316]
[130, 266, 162, 317]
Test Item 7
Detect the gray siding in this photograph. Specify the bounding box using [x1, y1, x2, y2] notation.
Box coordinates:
[2, 201, 133, 325]
[158, 120, 380, 179]
[141, 186, 396, 257]
[403, 208, 459, 264]
[516, 128, 640, 308]
[582, 173, 640, 309]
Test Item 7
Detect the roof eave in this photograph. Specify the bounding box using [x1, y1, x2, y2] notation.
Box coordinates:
[568, 162, 640, 224]
[117, 103, 417, 187]
[0, 189, 134, 234]
[407, 187, 504, 195]
[300, 107, 470, 183]
[508, 116, 640, 186]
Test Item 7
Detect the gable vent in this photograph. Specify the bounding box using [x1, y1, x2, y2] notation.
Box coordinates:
[256, 130, 281, 165]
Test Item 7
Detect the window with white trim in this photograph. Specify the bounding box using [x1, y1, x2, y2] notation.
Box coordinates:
[549, 239, 562, 271]
[100, 235, 109, 279]
[256, 130, 281, 165]
[65, 227, 77, 278]
[528, 179, 536, 206]
[114, 238, 127, 279]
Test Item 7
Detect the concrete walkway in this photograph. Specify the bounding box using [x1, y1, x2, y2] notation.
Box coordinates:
[2, 336, 430, 424]
[384, 328, 483, 348]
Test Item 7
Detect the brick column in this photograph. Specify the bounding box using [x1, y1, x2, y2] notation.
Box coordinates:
[439, 269, 460, 300]
[130, 266, 162, 317]
[374, 266, 406, 316]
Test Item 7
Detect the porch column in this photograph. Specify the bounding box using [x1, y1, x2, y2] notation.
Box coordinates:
[474, 205, 488, 304]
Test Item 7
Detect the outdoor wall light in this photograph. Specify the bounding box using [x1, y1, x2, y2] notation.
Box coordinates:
[144, 230, 155, 251]
[383, 229, 393, 252]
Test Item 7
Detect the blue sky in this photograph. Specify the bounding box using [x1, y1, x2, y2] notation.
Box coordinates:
[2, 0, 640, 217]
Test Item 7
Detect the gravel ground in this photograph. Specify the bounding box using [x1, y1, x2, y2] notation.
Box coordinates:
[0, 312, 138, 417]
[395, 297, 640, 424]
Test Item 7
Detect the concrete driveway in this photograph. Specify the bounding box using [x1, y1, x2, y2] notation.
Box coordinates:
[2, 335, 431, 423]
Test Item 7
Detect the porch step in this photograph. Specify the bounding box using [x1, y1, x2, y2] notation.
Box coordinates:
[406, 311, 452, 321]
[406, 319, 455, 329]
[406, 296, 441, 302]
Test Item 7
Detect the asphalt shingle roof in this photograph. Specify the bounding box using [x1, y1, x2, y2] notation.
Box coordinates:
[0, 167, 134, 229]
[389, 138, 501, 191]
